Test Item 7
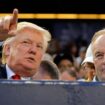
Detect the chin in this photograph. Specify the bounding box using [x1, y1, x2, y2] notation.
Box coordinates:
[22, 61, 39, 69]
[23, 62, 35, 67]
[24, 67, 37, 76]
[26, 65, 37, 70]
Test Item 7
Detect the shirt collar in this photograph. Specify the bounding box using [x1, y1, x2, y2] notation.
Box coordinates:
[92, 76, 99, 82]
[6, 64, 15, 79]
[6, 64, 31, 80]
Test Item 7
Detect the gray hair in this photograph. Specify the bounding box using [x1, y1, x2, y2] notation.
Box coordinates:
[17, 22, 51, 51]
[91, 28, 105, 44]
[2, 37, 15, 64]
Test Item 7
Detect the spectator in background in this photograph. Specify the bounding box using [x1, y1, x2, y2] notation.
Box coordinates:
[32, 60, 60, 80]
[42, 38, 61, 61]
[54, 53, 74, 73]
[63, 42, 81, 70]
[0, 9, 51, 80]
[78, 44, 95, 81]
[54, 53, 78, 80]
[64, 42, 78, 59]
[81, 62, 95, 82]
[60, 69, 77, 81]
[76, 46, 87, 68]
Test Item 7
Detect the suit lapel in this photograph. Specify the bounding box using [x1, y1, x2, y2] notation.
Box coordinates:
[0, 65, 7, 79]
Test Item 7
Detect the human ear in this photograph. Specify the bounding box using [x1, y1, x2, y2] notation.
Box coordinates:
[3, 44, 11, 56]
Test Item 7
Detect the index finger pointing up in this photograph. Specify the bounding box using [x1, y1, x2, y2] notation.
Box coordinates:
[12, 8, 18, 24]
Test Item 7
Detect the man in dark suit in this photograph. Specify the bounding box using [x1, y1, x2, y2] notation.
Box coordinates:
[0, 9, 51, 80]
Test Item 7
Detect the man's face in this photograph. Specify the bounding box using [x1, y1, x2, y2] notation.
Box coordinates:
[93, 35, 105, 81]
[8, 27, 45, 77]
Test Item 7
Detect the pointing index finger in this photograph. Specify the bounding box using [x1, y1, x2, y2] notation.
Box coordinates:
[12, 8, 18, 24]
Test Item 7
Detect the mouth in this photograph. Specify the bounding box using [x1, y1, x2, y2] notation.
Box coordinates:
[27, 57, 35, 63]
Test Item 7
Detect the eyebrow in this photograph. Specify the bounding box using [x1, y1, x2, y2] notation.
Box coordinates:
[95, 51, 103, 54]
[22, 39, 42, 43]
[95, 51, 104, 56]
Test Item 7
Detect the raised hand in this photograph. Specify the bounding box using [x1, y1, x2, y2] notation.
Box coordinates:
[0, 8, 18, 40]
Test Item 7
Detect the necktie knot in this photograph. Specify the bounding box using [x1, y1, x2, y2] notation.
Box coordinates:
[12, 74, 21, 80]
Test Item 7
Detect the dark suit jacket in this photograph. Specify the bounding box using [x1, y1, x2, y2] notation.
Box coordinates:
[0, 65, 7, 79]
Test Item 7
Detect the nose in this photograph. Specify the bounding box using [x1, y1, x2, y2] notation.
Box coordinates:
[28, 45, 37, 55]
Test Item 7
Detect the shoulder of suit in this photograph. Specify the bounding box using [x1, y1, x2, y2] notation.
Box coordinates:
[0, 64, 7, 79]
[0, 64, 5, 70]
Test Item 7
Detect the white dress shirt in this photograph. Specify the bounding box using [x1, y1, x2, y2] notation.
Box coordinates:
[6, 64, 31, 80]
